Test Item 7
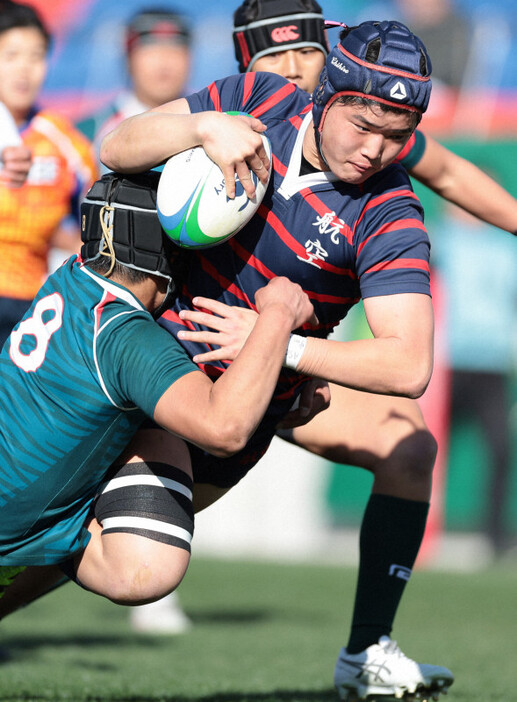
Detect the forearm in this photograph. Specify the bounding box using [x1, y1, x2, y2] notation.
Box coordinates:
[412, 140, 517, 232]
[296, 335, 432, 399]
[100, 110, 201, 173]
[206, 305, 294, 451]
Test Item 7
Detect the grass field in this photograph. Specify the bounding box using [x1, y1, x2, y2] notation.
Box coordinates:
[0, 556, 515, 702]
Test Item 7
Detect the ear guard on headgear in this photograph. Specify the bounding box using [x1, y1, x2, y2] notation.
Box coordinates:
[81, 171, 177, 281]
[312, 20, 432, 140]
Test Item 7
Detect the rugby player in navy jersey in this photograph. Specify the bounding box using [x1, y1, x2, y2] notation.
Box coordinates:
[0, 171, 314, 612]
[100, 20, 455, 701]
[228, 5, 517, 696]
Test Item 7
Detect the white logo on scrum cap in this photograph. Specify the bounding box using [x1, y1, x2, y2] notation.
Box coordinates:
[390, 81, 407, 100]
[331, 56, 349, 73]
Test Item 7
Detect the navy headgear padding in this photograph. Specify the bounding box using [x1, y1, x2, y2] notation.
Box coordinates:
[312, 20, 432, 143]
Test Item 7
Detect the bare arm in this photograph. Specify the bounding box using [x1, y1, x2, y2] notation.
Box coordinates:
[153, 277, 315, 457]
[178, 292, 433, 399]
[409, 135, 517, 233]
[298, 293, 433, 398]
[100, 99, 270, 199]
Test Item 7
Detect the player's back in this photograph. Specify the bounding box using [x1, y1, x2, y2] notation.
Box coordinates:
[0, 257, 145, 564]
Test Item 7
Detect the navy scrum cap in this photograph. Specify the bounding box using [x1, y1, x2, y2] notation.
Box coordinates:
[312, 20, 432, 137]
[233, 0, 329, 72]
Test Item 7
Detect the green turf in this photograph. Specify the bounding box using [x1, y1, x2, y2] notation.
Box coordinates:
[0, 557, 515, 701]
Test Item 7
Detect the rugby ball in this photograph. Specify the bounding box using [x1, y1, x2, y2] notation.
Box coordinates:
[157, 134, 271, 249]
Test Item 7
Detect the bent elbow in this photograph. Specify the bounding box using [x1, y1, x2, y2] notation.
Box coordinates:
[205, 423, 249, 458]
[400, 360, 433, 399]
[99, 135, 118, 172]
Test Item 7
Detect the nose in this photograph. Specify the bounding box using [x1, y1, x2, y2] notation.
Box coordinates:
[281, 50, 302, 79]
[361, 133, 384, 163]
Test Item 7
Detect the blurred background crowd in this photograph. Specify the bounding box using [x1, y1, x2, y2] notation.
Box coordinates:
[2, 0, 517, 580]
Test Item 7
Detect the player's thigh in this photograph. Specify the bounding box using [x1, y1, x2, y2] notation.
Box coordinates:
[117, 425, 193, 473]
[288, 383, 429, 469]
[82, 428, 195, 600]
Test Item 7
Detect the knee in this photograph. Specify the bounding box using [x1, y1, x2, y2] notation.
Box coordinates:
[378, 428, 438, 482]
[104, 556, 188, 606]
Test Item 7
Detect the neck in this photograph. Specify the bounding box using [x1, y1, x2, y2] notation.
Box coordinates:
[302, 117, 328, 171]
[109, 273, 165, 313]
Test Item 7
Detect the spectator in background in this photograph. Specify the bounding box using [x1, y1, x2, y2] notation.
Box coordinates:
[77, 7, 192, 170]
[394, 0, 470, 88]
[78, 6, 193, 636]
[432, 202, 517, 555]
[0, 0, 97, 346]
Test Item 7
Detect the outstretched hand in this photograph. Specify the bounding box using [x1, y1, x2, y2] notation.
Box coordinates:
[178, 276, 317, 364]
[178, 298, 258, 363]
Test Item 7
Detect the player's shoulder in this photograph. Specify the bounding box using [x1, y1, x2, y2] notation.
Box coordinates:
[31, 110, 97, 176]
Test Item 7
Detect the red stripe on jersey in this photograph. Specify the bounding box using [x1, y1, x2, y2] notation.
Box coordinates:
[288, 104, 311, 129]
[229, 237, 352, 307]
[95, 291, 116, 331]
[257, 203, 356, 277]
[300, 188, 354, 244]
[272, 154, 288, 176]
[243, 72, 256, 106]
[353, 189, 420, 234]
[364, 258, 430, 275]
[199, 255, 257, 309]
[357, 218, 427, 255]
[208, 82, 222, 112]
[248, 82, 297, 118]
[160, 307, 197, 332]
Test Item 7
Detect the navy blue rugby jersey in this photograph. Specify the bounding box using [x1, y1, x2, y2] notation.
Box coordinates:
[161, 73, 430, 400]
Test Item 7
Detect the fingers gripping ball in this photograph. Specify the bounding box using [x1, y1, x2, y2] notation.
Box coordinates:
[157, 134, 271, 249]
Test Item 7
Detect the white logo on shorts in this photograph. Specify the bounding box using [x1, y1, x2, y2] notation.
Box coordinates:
[390, 81, 407, 101]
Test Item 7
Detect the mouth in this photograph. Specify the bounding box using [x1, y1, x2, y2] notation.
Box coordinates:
[350, 162, 372, 175]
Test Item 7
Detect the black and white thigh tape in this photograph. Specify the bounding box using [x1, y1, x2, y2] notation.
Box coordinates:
[94, 461, 194, 552]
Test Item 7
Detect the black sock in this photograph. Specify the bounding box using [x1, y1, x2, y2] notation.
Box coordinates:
[346, 493, 429, 654]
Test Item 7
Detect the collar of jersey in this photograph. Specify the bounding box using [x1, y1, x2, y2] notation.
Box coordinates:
[80, 261, 147, 312]
[277, 112, 340, 200]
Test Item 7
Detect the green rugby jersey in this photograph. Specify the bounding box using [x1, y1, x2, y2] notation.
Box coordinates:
[0, 256, 196, 565]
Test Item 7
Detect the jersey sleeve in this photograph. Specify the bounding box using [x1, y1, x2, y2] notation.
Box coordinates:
[96, 313, 198, 418]
[353, 166, 431, 299]
[395, 129, 427, 170]
[185, 72, 310, 122]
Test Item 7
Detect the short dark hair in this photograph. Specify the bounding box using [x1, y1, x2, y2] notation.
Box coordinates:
[0, 1, 51, 48]
[86, 256, 150, 284]
[336, 95, 422, 130]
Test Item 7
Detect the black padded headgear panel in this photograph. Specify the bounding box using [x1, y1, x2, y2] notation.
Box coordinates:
[81, 171, 175, 281]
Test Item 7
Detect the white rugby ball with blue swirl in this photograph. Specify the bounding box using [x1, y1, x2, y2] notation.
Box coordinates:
[157, 134, 271, 249]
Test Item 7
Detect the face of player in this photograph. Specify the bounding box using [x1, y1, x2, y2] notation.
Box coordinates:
[314, 101, 415, 184]
[252, 47, 325, 93]
[0, 27, 47, 124]
[128, 42, 190, 108]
